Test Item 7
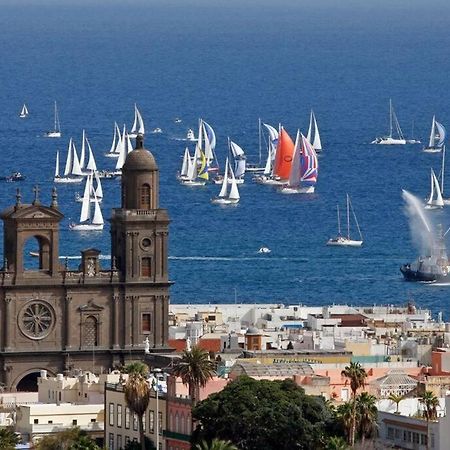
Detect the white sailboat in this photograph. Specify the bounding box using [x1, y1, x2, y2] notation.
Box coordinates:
[423, 116, 446, 153]
[279, 132, 318, 194]
[180, 145, 208, 186]
[46, 101, 62, 138]
[211, 158, 240, 205]
[53, 139, 83, 184]
[114, 125, 131, 174]
[177, 147, 192, 181]
[105, 122, 121, 158]
[425, 168, 444, 210]
[186, 128, 197, 142]
[306, 110, 323, 152]
[75, 170, 103, 203]
[247, 119, 269, 173]
[19, 104, 29, 119]
[129, 104, 145, 138]
[372, 99, 406, 145]
[70, 173, 104, 230]
[252, 123, 280, 184]
[327, 194, 363, 246]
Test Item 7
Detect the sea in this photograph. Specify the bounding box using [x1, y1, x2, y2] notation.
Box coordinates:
[0, 0, 450, 317]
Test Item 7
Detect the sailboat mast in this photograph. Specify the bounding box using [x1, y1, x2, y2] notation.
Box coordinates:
[337, 205, 341, 236]
[346, 194, 350, 239]
[258, 118, 262, 166]
[442, 145, 446, 195]
[389, 99, 393, 138]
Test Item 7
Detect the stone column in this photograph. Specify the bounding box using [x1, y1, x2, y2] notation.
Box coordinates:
[132, 295, 139, 346]
[65, 295, 73, 350]
[4, 297, 13, 351]
[124, 295, 132, 348]
[154, 295, 162, 348]
[113, 294, 120, 349]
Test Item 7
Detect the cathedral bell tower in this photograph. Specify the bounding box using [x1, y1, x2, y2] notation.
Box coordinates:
[110, 134, 170, 349]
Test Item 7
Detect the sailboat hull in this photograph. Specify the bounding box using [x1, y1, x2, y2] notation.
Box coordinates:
[253, 176, 285, 185]
[327, 237, 363, 247]
[54, 177, 83, 184]
[105, 152, 120, 158]
[69, 223, 104, 231]
[181, 179, 206, 186]
[279, 185, 315, 194]
[423, 147, 443, 153]
[372, 137, 406, 145]
[424, 204, 443, 210]
[46, 131, 61, 138]
[211, 197, 239, 205]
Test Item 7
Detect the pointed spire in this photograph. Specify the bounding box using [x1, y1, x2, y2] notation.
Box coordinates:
[50, 187, 58, 208]
[15, 188, 22, 208]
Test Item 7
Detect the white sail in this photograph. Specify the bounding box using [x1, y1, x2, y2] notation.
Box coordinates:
[427, 169, 444, 208]
[126, 133, 133, 154]
[115, 125, 127, 170]
[79, 174, 92, 223]
[306, 111, 313, 143]
[287, 131, 301, 187]
[218, 158, 229, 198]
[80, 129, 86, 168]
[435, 121, 446, 147]
[228, 163, 240, 200]
[230, 141, 245, 158]
[434, 170, 444, 207]
[136, 106, 145, 135]
[92, 195, 104, 225]
[428, 116, 436, 148]
[108, 122, 118, 153]
[263, 147, 272, 175]
[131, 104, 138, 135]
[54, 151, 60, 178]
[20, 104, 28, 117]
[312, 112, 322, 151]
[234, 159, 246, 178]
[203, 120, 216, 152]
[71, 142, 84, 176]
[63, 138, 73, 176]
[94, 171, 103, 199]
[85, 138, 97, 171]
[181, 148, 191, 177]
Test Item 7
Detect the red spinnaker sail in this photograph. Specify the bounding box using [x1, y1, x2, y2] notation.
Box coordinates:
[273, 127, 294, 180]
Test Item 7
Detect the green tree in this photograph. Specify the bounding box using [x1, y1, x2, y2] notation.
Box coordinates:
[336, 402, 353, 444]
[388, 393, 403, 414]
[0, 427, 20, 450]
[194, 438, 239, 450]
[35, 427, 99, 450]
[172, 345, 216, 404]
[340, 362, 367, 446]
[356, 392, 378, 446]
[192, 376, 339, 450]
[419, 390, 440, 450]
[326, 436, 349, 450]
[124, 362, 151, 450]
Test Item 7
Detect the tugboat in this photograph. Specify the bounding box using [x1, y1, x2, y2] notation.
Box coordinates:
[400, 225, 450, 282]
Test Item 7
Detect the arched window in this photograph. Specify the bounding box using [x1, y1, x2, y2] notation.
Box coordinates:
[140, 184, 151, 209]
[83, 316, 98, 347]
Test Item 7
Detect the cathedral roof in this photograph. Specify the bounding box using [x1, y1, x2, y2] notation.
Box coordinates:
[123, 134, 158, 172]
[0, 203, 63, 220]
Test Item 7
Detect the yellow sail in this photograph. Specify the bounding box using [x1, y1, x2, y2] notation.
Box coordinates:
[197, 151, 209, 181]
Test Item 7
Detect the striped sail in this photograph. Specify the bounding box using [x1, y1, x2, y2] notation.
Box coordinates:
[300, 134, 319, 184]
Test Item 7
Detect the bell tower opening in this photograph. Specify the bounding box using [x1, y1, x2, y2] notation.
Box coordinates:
[140, 183, 151, 210]
[23, 235, 51, 271]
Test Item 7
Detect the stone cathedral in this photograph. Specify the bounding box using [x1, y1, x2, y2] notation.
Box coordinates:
[0, 135, 171, 391]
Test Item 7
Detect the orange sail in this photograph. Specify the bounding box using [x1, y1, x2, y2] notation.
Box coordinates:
[273, 127, 295, 180]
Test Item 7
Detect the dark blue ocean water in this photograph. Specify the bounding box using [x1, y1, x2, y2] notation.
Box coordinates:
[1, 0, 450, 316]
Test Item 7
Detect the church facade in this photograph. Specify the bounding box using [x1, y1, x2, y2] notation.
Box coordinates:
[0, 135, 171, 391]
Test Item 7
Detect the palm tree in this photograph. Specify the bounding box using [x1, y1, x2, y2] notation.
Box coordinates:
[356, 392, 378, 447]
[194, 438, 238, 450]
[340, 362, 367, 446]
[172, 345, 216, 404]
[419, 390, 440, 450]
[336, 402, 353, 444]
[388, 393, 403, 414]
[123, 362, 151, 450]
[326, 436, 349, 450]
[0, 428, 20, 450]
